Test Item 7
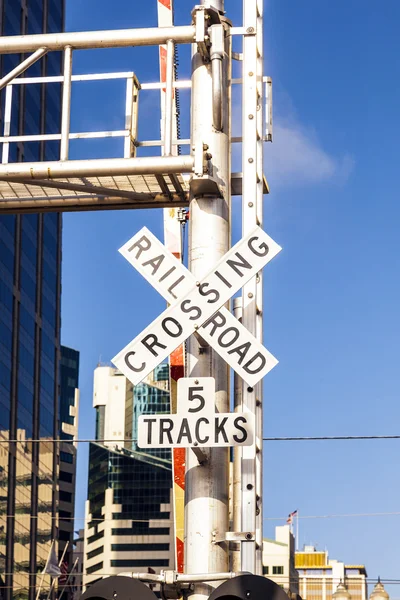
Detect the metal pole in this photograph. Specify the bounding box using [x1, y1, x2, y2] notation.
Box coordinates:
[232, 297, 243, 573]
[124, 76, 134, 158]
[0, 26, 195, 53]
[157, 0, 186, 574]
[255, 0, 265, 574]
[0, 154, 194, 179]
[35, 540, 55, 600]
[57, 557, 79, 600]
[185, 6, 231, 600]
[2, 84, 13, 164]
[241, 0, 264, 574]
[60, 46, 72, 161]
[164, 39, 175, 156]
[200, 0, 224, 14]
[0, 47, 47, 91]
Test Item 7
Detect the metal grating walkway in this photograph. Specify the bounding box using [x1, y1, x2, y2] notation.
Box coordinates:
[0, 173, 191, 213]
[0, 173, 269, 214]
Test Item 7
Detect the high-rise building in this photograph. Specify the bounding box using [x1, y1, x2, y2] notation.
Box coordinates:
[93, 364, 170, 459]
[0, 1, 64, 599]
[262, 525, 299, 596]
[71, 529, 84, 600]
[59, 346, 80, 594]
[295, 546, 368, 600]
[83, 365, 174, 587]
[83, 444, 174, 587]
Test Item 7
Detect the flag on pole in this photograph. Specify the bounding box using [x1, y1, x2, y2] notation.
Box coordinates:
[42, 543, 61, 577]
[59, 561, 69, 586]
[286, 509, 298, 525]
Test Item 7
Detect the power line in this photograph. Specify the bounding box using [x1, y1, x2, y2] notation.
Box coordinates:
[2, 578, 400, 587]
[263, 511, 400, 521]
[263, 435, 400, 441]
[1, 434, 400, 443]
[1, 515, 174, 523]
[4, 510, 400, 522]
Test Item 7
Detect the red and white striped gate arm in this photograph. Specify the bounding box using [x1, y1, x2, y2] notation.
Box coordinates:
[157, 0, 185, 574]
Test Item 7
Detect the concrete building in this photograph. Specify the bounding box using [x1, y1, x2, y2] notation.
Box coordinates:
[295, 546, 368, 600]
[262, 525, 299, 596]
[71, 529, 84, 600]
[59, 346, 80, 592]
[0, 0, 64, 598]
[83, 365, 174, 587]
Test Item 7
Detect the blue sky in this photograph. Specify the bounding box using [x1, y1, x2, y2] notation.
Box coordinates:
[61, 0, 400, 589]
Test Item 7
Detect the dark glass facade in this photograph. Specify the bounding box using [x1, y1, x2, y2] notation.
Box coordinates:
[132, 365, 171, 460]
[59, 346, 79, 596]
[86, 443, 173, 577]
[0, 1, 64, 599]
[88, 444, 172, 526]
[59, 346, 79, 437]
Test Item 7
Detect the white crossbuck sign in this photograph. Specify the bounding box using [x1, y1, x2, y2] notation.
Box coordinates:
[112, 225, 282, 387]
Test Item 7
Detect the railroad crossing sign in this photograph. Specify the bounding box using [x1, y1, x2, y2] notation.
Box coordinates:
[112, 225, 281, 386]
[138, 377, 255, 448]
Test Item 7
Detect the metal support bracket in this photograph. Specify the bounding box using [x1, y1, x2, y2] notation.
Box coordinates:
[191, 446, 208, 465]
[212, 531, 256, 544]
[193, 7, 209, 58]
[191, 141, 222, 197]
[232, 52, 243, 61]
[192, 5, 222, 59]
[193, 330, 209, 349]
[210, 24, 225, 131]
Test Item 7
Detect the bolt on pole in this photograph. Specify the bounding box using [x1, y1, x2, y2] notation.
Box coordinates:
[185, 2, 231, 599]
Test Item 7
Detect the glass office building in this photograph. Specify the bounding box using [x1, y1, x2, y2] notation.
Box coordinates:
[0, 1, 64, 599]
[59, 346, 80, 592]
[85, 365, 175, 584]
[132, 364, 171, 460]
[84, 443, 174, 585]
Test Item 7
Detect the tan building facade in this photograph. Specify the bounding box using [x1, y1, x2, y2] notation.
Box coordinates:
[295, 546, 367, 600]
[262, 525, 299, 596]
[83, 364, 174, 588]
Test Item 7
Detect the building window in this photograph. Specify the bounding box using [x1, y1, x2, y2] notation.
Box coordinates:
[111, 527, 170, 536]
[59, 510, 71, 519]
[86, 562, 103, 575]
[95, 405, 105, 440]
[110, 560, 169, 568]
[59, 490, 72, 502]
[263, 566, 269, 575]
[87, 546, 104, 561]
[273, 566, 284, 575]
[87, 531, 104, 545]
[60, 470, 73, 483]
[60, 451, 74, 464]
[111, 543, 170, 552]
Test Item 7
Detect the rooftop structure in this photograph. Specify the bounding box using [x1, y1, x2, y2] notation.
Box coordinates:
[296, 546, 368, 600]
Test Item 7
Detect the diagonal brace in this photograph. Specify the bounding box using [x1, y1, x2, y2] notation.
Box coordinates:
[0, 47, 48, 91]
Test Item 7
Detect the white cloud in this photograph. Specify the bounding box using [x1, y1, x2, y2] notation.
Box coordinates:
[265, 119, 354, 187]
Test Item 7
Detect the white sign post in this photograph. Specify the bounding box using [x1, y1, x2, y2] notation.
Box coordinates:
[138, 377, 255, 449]
[112, 225, 281, 387]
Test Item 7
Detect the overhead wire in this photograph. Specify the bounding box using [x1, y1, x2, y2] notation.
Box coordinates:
[3, 511, 400, 522]
[1, 434, 400, 443]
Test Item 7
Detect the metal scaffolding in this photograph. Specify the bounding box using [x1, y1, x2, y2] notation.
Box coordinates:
[0, 0, 274, 590]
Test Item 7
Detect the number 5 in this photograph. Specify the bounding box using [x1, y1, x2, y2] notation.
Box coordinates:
[188, 386, 205, 413]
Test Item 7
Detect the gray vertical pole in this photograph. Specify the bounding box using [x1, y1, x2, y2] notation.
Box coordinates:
[60, 45, 72, 161]
[200, 0, 224, 12]
[241, 0, 265, 575]
[185, 1, 231, 598]
[232, 298, 243, 573]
